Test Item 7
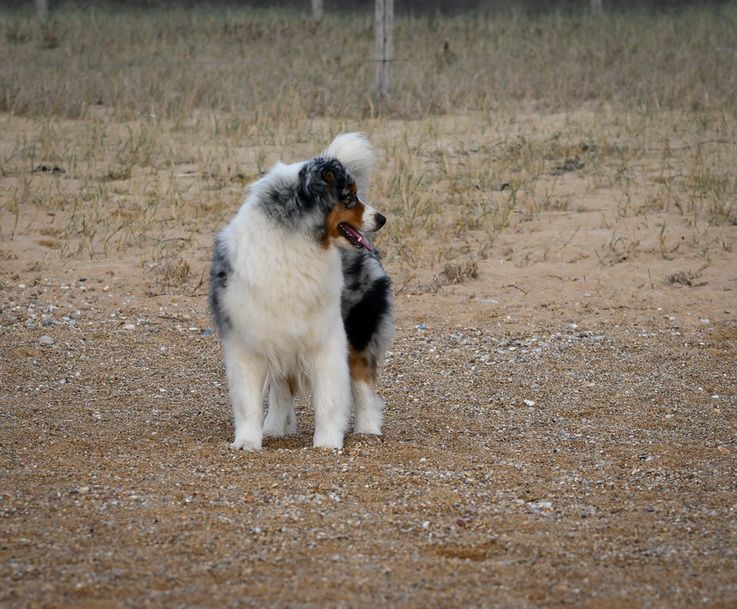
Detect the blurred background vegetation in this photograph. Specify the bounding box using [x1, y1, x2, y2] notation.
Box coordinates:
[1, 1, 735, 121]
[0, 0, 732, 13]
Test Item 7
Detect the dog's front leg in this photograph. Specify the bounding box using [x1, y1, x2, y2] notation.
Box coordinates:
[264, 378, 297, 437]
[222, 337, 267, 450]
[311, 336, 351, 449]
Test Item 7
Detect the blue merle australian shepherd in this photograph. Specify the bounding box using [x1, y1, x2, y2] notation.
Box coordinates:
[209, 133, 393, 450]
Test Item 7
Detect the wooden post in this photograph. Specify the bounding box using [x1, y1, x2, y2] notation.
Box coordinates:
[311, 0, 323, 22]
[373, 0, 394, 104]
[590, 0, 604, 15]
[35, 0, 49, 21]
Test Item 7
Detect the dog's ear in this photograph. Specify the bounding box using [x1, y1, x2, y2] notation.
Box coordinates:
[299, 158, 348, 205]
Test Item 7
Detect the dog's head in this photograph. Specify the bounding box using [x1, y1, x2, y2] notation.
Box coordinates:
[299, 157, 385, 252]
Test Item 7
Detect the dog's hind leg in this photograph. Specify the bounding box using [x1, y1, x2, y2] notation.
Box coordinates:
[349, 348, 383, 435]
[310, 336, 351, 449]
[222, 337, 267, 451]
[352, 381, 383, 435]
[264, 377, 297, 437]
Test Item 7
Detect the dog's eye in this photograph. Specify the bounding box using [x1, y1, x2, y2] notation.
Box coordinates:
[342, 194, 357, 208]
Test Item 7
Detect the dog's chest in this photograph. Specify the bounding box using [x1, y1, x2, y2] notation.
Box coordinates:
[226, 239, 343, 345]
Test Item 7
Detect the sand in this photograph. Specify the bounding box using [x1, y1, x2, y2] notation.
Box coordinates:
[1, 110, 736, 608]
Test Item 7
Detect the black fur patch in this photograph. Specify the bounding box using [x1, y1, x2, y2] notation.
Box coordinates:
[344, 253, 366, 292]
[299, 157, 352, 206]
[343, 276, 391, 353]
[260, 183, 299, 226]
[209, 237, 232, 334]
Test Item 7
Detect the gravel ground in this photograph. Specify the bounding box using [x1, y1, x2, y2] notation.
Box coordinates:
[2, 278, 736, 608]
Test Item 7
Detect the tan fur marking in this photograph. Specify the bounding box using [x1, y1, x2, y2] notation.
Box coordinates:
[348, 347, 376, 385]
[322, 202, 365, 249]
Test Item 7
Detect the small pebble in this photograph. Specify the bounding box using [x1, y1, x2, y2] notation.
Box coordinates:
[523, 399, 536, 407]
[123, 323, 136, 331]
[527, 500, 553, 512]
[39, 335, 54, 346]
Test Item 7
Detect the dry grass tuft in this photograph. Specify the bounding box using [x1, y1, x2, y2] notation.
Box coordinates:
[439, 259, 479, 286]
[148, 238, 193, 292]
[665, 266, 708, 287]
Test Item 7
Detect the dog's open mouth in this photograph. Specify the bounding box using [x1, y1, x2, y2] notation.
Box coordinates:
[338, 223, 373, 251]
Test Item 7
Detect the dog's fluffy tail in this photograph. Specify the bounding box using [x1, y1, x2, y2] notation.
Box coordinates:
[322, 132, 376, 196]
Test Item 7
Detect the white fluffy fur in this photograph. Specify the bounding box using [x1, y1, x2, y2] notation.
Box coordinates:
[322, 132, 376, 195]
[217, 134, 381, 450]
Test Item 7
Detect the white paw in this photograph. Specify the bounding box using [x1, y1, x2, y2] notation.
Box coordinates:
[229, 435, 262, 451]
[353, 392, 384, 436]
[264, 414, 298, 437]
[263, 418, 285, 438]
[354, 421, 382, 435]
[313, 430, 344, 450]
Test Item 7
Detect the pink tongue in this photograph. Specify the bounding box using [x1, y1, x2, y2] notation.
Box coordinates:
[341, 224, 373, 251]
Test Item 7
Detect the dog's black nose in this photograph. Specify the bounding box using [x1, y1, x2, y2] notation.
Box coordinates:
[375, 213, 386, 229]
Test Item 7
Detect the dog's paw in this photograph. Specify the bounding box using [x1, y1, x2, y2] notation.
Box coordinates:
[354, 408, 383, 435]
[313, 430, 344, 450]
[229, 436, 262, 451]
[354, 422, 382, 436]
[262, 425, 285, 438]
[263, 417, 291, 438]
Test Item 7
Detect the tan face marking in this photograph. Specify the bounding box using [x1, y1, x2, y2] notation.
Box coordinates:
[322, 201, 366, 249]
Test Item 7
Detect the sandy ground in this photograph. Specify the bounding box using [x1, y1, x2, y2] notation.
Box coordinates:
[1, 111, 736, 608]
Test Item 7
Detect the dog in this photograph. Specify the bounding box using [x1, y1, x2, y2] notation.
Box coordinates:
[209, 133, 393, 450]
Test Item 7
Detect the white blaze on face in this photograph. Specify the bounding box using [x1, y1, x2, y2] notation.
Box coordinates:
[360, 202, 385, 233]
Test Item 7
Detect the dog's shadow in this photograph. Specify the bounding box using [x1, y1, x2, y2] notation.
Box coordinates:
[262, 435, 311, 450]
[263, 433, 384, 450]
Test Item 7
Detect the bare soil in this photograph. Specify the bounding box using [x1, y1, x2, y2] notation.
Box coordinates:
[1, 111, 736, 608]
